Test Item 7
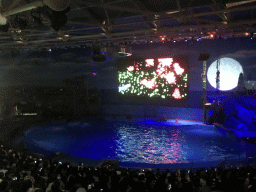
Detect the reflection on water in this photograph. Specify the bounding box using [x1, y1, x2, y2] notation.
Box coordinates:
[113, 122, 246, 164]
[115, 125, 185, 164]
[23, 120, 247, 165]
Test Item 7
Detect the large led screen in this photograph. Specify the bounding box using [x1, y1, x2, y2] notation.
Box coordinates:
[118, 56, 189, 99]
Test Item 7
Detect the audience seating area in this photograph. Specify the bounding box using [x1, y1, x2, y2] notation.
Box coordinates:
[0, 143, 256, 192]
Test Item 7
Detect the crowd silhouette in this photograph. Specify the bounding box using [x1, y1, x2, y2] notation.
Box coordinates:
[0, 144, 256, 192]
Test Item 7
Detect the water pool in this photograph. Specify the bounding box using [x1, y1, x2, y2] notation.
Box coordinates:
[22, 119, 247, 167]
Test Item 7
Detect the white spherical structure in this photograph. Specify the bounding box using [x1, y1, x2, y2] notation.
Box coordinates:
[207, 57, 243, 91]
[43, 0, 71, 11]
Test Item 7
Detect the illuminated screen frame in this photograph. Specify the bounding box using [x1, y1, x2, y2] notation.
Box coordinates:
[117, 56, 189, 99]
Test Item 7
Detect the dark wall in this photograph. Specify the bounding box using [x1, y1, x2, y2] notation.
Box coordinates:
[101, 89, 208, 108]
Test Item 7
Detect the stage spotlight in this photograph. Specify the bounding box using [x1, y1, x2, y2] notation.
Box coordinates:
[51, 11, 67, 31]
[43, 0, 71, 11]
[38, 6, 69, 31]
[13, 15, 27, 30]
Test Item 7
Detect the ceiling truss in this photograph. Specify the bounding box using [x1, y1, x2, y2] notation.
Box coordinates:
[0, 0, 254, 51]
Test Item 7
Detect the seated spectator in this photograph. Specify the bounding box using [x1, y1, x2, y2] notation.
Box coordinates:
[51, 180, 63, 192]
[0, 173, 9, 192]
[65, 174, 76, 191]
[7, 180, 28, 192]
[199, 173, 211, 192]
[182, 173, 194, 192]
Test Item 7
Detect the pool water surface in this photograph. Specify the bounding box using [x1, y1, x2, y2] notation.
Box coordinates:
[22, 119, 248, 166]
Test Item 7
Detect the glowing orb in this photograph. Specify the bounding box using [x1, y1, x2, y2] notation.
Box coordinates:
[207, 57, 243, 91]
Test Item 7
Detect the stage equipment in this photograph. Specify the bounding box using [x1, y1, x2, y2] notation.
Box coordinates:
[43, 0, 71, 11]
[99, 45, 132, 57]
[0, 0, 70, 27]
[92, 47, 106, 62]
[216, 58, 220, 93]
[38, 6, 69, 31]
[198, 52, 210, 123]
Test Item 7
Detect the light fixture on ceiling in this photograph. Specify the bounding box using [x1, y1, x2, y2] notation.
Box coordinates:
[38, 6, 70, 32]
[92, 46, 106, 62]
[12, 15, 27, 30]
[43, 0, 71, 12]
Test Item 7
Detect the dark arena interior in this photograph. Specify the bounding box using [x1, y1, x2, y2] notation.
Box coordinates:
[1, 0, 256, 192]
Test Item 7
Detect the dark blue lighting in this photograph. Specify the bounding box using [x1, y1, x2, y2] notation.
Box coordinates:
[22, 119, 247, 167]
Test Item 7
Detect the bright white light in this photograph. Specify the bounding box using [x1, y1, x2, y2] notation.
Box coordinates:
[145, 59, 154, 67]
[207, 57, 243, 91]
[173, 63, 184, 75]
[118, 84, 131, 92]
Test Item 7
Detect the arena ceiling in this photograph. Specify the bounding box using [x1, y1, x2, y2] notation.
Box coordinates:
[0, 0, 255, 52]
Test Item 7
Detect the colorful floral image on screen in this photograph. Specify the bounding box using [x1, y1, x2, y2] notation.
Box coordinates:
[118, 57, 189, 99]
